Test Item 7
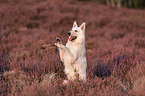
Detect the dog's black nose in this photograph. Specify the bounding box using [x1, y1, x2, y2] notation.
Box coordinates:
[68, 32, 71, 36]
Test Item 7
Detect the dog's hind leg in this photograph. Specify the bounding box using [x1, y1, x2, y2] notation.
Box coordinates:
[76, 66, 87, 82]
[64, 63, 76, 80]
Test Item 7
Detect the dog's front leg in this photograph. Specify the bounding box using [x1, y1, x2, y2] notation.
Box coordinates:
[55, 43, 74, 59]
[55, 37, 65, 62]
[55, 37, 74, 60]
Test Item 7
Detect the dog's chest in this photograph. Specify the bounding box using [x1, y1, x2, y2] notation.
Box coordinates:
[67, 44, 79, 54]
[66, 43, 85, 56]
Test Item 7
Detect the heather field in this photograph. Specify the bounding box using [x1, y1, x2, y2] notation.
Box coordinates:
[0, 0, 145, 95]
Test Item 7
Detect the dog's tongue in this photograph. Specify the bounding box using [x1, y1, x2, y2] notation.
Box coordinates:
[69, 36, 75, 41]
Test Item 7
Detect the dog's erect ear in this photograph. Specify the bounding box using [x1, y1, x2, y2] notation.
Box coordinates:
[73, 21, 78, 28]
[80, 22, 85, 31]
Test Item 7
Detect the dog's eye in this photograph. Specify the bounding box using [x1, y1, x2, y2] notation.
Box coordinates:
[75, 30, 78, 32]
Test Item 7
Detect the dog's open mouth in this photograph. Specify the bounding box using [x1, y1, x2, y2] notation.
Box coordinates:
[69, 36, 77, 41]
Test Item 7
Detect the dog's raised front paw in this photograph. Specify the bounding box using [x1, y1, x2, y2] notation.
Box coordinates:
[54, 43, 58, 46]
[54, 43, 64, 48]
[56, 37, 62, 44]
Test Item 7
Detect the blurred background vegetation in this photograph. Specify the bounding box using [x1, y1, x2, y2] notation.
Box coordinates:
[78, 0, 145, 9]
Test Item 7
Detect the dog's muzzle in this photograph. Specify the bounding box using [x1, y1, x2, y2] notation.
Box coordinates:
[68, 32, 71, 36]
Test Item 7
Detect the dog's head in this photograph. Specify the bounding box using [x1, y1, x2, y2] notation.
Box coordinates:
[68, 21, 85, 42]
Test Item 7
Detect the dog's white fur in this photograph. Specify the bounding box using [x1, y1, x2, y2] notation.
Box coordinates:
[55, 21, 87, 83]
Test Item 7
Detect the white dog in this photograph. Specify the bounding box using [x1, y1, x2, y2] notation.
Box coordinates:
[55, 21, 87, 83]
